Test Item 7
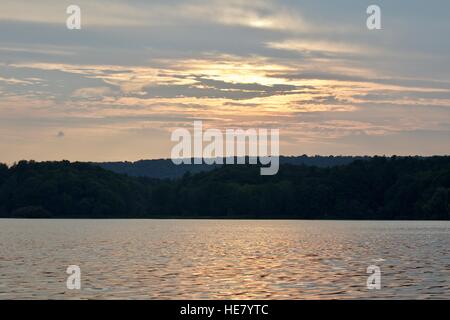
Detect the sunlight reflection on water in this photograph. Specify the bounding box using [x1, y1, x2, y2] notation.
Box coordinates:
[0, 219, 449, 299]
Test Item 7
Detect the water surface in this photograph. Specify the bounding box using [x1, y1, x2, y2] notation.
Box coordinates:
[0, 219, 449, 299]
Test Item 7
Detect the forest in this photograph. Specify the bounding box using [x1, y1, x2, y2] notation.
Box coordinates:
[0, 156, 449, 220]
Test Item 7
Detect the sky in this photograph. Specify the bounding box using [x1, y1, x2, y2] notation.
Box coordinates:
[1, 0, 450, 163]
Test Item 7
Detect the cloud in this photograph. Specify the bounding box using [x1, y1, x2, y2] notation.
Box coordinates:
[0, 1, 158, 27]
[179, 0, 311, 31]
[1, 0, 450, 161]
[0, 0, 310, 31]
[266, 39, 368, 55]
[72, 86, 116, 99]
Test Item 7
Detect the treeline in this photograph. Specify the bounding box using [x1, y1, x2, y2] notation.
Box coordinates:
[0, 157, 449, 219]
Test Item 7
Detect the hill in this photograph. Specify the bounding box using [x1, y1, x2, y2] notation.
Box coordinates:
[94, 156, 366, 179]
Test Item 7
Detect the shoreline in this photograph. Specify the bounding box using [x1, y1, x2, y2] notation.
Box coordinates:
[1, 217, 449, 221]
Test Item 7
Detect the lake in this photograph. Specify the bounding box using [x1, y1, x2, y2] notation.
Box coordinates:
[0, 219, 449, 299]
